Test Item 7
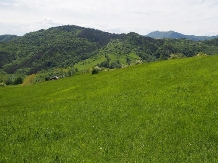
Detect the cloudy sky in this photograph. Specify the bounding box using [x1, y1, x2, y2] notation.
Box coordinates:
[0, 0, 218, 36]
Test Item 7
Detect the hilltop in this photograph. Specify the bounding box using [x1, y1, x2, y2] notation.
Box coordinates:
[147, 30, 218, 41]
[0, 25, 118, 74]
[1, 55, 218, 162]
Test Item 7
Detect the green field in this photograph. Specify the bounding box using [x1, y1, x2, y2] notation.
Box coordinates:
[1, 55, 218, 162]
[74, 52, 141, 71]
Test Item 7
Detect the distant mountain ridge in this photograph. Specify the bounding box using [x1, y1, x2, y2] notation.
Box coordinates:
[0, 35, 18, 42]
[147, 31, 218, 41]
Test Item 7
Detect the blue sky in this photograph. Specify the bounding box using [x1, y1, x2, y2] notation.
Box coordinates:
[0, 0, 218, 36]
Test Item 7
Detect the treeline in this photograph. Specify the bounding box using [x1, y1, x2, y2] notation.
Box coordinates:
[0, 67, 78, 86]
[96, 33, 218, 66]
[0, 73, 24, 86]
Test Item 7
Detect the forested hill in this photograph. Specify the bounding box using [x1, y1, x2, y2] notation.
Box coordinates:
[0, 25, 118, 74]
[1, 25, 218, 75]
[147, 31, 218, 41]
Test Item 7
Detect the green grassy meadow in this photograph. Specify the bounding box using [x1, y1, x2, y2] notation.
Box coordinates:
[1, 55, 218, 162]
[74, 52, 141, 71]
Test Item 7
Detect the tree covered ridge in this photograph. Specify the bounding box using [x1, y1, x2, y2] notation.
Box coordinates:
[147, 30, 218, 41]
[0, 35, 18, 42]
[1, 25, 218, 76]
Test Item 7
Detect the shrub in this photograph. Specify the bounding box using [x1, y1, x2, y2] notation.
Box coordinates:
[0, 82, 6, 87]
[45, 76, 50, 81]
[169, 53, 185, 59]
[4, 76, 14, 85]
[196, 52, 207, 57]
[14, 76, 24, 84]
[91, 66, 101, 74]
[136, 60, 143, 64]
[109, 60, 122, 69]
[98, 60, 109, 68]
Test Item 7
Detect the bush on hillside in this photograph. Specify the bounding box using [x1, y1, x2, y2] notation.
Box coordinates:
[98, 60, 110, 68]
[109, 60, 122, 69]
[169, 53, 185, 59]
[0, 82, 6, 87]
[91, 66, 101, 74]
[132, 60, 143, 65]
[14, 76, 24, 84]
[196, 52, 207, 57]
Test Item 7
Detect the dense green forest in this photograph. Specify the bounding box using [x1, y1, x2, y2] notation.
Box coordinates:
[1, 25, 218, 85]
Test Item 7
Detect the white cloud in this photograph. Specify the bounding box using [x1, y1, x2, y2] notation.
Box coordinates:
[0, 0, 218, 36]
[37, 17, 62, 25]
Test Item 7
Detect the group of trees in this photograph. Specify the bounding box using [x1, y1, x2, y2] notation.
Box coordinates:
[0, 73, 24, 86]
[98, 59, 122, 69]
[30, 67, 78, 84]
[0, 66, 78, 86]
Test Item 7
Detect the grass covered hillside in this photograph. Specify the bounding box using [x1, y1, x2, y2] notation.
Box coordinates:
[1, 55, 218, 162]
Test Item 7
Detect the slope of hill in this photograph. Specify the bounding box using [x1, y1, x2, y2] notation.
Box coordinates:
[1, 55, 218, 162]
[0, 34, 18, 42]
[1, 25, 218, 76]
[147, 30, 218, 41]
